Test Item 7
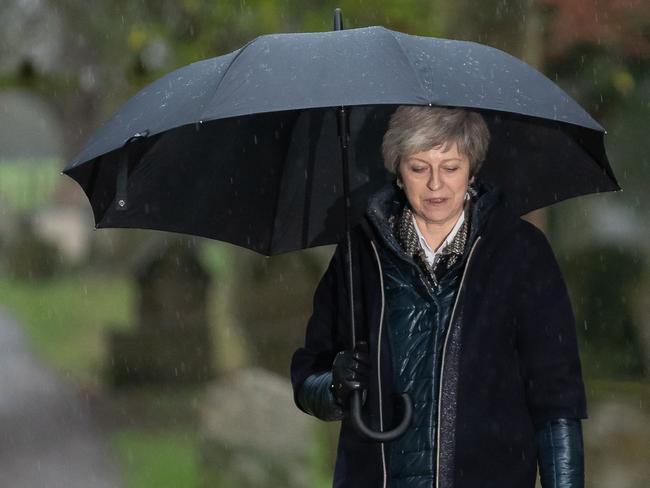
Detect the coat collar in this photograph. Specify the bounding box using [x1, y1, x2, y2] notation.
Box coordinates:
[364, 177, 507, 257]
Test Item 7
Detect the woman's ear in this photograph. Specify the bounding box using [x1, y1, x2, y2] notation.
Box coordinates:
[395, 162, 404, 189]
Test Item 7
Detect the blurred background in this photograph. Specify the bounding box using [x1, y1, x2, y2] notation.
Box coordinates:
[0, 1, 648, 487]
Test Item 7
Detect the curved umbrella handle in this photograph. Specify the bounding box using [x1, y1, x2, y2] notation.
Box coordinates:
[349, 390, 413, 442]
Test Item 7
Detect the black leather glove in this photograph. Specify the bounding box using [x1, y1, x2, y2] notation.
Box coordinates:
[535, 417, 585, 488]
[330, 341, 370, 408]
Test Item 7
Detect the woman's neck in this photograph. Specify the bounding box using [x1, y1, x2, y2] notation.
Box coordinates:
[413, 209, 464, 252]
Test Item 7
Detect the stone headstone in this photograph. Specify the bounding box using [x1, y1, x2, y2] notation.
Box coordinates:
[200, 367, 316, 488]
[563, 244, 646, 378]
[32, 204, 93, 264]
[231, 248, 332, 375]
[3, 217, 60, 281]
[108, 237, 213, 386]
[632, 264, 650, 376]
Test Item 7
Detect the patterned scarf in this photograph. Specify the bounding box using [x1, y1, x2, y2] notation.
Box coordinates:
[392, 204, 471, 289]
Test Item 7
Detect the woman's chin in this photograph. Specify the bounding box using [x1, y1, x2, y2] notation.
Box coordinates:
[416, 207, 462, 226]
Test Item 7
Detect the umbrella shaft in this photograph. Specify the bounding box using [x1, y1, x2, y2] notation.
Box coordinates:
[337, 106, 356, 350]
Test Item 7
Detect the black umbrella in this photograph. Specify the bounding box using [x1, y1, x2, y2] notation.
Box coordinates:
[63, 17, 619, 254]
[63, 9, 619, 441]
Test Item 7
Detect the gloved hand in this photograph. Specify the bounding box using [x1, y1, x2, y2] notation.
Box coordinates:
[330, 341, 370, 408]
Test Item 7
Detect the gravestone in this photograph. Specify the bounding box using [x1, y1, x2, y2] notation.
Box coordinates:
[200, 367, 316, 488]
[230, 248, 331, 376]
[563, 244, 646, 378]
[4, 217, 61, 281]
[108, 237, 213, 386]
[632, 261, 650, 376]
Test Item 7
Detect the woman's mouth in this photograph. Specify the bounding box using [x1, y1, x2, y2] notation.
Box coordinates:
[425, 198, 447, 206]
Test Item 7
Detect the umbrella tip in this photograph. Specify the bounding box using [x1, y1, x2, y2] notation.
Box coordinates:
[333, 8, 343, 31]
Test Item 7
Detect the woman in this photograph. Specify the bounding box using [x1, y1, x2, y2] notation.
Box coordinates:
[290, 106, 587, 487]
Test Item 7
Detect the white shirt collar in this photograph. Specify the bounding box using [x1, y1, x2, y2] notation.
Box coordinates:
[412, 211, 465, 266]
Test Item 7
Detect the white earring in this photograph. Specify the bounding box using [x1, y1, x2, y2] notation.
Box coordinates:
[464, 191, 470, 201]
[396, 179, 404, 189]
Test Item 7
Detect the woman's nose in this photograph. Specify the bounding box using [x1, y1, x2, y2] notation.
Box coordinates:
[427, 169, 442, 190]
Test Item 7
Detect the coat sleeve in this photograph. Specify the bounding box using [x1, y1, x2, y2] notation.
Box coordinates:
[290, 246, 344, 416]
[535, 418, 585, 487]
[514, 223, 588, 424]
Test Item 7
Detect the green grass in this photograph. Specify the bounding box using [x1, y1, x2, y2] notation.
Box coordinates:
[112, 429, 200, 488]
[308, 422, 336, 488]
[0, 275, 134, 385]
[0, 158, 62, 212]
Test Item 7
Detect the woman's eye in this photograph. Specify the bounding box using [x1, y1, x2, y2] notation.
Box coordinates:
[411, 166, 426, 173]
[444, 167, 458, 172]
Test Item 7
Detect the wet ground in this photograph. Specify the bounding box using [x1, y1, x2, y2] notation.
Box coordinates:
[0, 310, 121, 488]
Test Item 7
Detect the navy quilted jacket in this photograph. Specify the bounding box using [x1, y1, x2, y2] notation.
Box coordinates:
[365, 180, 500, 487]
[290, 181, 587, 487]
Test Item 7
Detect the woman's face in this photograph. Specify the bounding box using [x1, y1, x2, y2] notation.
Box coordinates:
[398, 141, 472, 228]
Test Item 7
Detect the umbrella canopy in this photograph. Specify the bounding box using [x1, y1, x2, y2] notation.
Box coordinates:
[63, 25, 619, 255]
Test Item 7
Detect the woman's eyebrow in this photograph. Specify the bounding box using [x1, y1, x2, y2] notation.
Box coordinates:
[407, 157, 463, 163]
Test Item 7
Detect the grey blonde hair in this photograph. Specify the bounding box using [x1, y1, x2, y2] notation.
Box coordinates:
[381, 105, 490, 177]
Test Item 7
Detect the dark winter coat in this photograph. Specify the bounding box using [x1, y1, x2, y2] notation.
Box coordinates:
[290, 182, 588, 488]
[366, 180, 500, 487]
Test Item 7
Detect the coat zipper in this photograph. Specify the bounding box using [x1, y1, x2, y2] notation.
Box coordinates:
[435, 235, 482, 488]
[370, 240, 388, 488]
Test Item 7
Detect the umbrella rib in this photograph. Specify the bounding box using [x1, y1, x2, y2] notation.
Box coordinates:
[266, 152, 289, 256]
[202, 37, 259, 120]
[571, 128, 620, 189]
[383, 28, 430, 104]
